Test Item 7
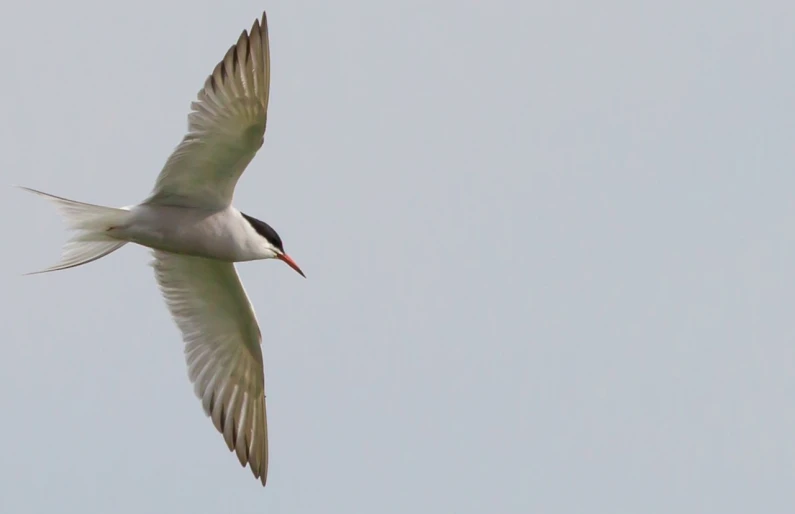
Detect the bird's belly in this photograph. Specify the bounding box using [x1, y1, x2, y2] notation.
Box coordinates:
[113, 205, 247, 261]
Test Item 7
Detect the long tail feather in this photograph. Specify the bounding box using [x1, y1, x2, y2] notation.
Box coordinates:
[19, 186, 131, 273]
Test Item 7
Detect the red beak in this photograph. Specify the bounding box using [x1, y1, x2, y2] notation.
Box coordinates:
[278, 253, 306, 278]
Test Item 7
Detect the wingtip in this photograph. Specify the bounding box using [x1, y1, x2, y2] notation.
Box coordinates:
[22, 266, 59, 276]
[258, 465, 268, 487]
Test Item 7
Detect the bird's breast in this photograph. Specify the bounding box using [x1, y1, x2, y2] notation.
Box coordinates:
[113, 205, 255, 261]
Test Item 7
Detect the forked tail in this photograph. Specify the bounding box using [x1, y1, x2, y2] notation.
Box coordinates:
[19, 187, 131, 274]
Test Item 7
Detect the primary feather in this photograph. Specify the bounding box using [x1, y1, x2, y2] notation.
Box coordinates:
[152, 251, 269, 485]
[146, 12, 271, 209]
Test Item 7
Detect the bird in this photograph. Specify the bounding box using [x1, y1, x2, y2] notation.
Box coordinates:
[19, 11, 301, 486]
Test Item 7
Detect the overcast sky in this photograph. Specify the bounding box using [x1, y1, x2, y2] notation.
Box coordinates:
[2, 1, 794, 512]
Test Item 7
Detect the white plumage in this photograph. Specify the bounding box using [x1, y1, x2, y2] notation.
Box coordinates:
[153, 251, 268, 482]
[21, 11, 304, 486]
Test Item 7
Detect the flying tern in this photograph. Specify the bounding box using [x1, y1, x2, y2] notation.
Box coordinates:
[20, 11, 301, 486]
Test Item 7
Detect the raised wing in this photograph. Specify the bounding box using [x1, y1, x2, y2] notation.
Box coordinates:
[152, 250, 269, 485]
[146, 11, 271, 209]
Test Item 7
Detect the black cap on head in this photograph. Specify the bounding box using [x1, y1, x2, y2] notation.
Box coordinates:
[241, 212, 284, 252]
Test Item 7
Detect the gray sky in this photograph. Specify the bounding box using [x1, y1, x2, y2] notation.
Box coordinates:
[2, 0, 794, 512]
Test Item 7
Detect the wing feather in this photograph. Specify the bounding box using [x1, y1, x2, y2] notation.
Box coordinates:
[151, 250, 269, 485]
[146, 12, 271, 209]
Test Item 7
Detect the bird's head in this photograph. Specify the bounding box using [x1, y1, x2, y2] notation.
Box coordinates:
[242, 213, 305, 278]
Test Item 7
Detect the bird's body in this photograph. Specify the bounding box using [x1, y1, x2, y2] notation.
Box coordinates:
[19, 11, 301, 486]
[111, 204, 272, 262]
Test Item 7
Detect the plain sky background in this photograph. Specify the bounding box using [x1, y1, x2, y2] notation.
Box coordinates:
[1, 0, 794, 512]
